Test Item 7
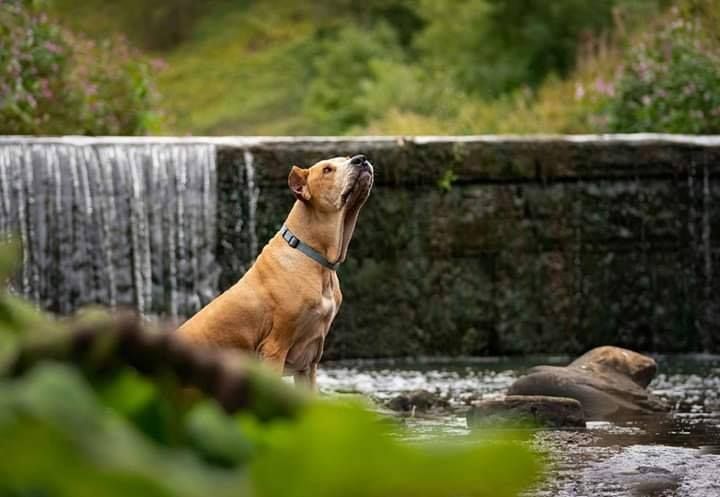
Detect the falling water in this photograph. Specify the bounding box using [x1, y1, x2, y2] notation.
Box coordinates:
[243, 149, 259, 259]
[0, 141, 219, 318]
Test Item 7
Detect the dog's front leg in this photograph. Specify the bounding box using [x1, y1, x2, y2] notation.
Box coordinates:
[257, 335, 289, 375]
[293, 364, 318, 391]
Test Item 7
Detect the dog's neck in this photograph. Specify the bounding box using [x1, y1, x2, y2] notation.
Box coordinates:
[284, 201, 345, 265]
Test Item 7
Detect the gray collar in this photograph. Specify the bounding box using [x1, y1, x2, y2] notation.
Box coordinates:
[280, 225, 339, 271]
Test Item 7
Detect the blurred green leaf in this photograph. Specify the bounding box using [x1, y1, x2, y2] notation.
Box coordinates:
[250, 401, 542, 497]
[0, 239, 20, 281]
[185, 402, 255, 468]
[0, 363, 250, 497]
[95, 370, 189, 446]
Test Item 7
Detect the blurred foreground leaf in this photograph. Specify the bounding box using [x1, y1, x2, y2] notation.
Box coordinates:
[249, 401, 542, 497]
[0, 239, 56, 372]
[0, 363, 250, 497]
[0, 238, 20, 279]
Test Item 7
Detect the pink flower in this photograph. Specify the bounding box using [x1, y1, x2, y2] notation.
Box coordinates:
[43, 41, 62, 54]
[38, 78, 53, 99]
[575, 83, 585, 100]
[594, 78, 615, 97]
[150, 58, 168, 71]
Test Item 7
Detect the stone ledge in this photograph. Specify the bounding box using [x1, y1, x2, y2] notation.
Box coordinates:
[3, 135, 720, 186]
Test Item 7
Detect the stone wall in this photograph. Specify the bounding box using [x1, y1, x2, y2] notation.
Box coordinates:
[217, 136, 720, 358]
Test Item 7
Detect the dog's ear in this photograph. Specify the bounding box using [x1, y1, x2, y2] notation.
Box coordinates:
[288, 166, 311, 202]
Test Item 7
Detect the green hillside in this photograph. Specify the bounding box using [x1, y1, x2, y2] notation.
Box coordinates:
[46, 0, 720, 136]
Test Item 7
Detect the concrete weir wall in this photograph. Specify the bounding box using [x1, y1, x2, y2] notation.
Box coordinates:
[217, 135, 720, 357]
[1, 135, 719, 357]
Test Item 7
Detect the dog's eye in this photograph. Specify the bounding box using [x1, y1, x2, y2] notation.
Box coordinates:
[323, 166, 333, 174]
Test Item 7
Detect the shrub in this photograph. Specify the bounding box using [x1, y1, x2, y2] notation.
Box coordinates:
[608, 6, 720, 133]
[415, 0, 639, 98]
[303, 23, 403, 134]
[0, 0, 159, 135]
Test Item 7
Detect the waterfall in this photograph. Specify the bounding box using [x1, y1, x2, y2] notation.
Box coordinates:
[0, 141, 220, 318]
[243, 149, 259, 260]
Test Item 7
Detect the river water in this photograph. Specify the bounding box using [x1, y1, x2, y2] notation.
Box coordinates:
[318, 355, 720, 497]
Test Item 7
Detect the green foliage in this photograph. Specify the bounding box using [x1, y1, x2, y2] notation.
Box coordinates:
[0, 0, 159, 135]
[47, 0, 672, 135]
[607, 5, 720, 133]
[249, 402, 538, 497]
[0, 364, 250, 497]
[0, 240, 542, 497]
[26, 0, 717, 135]
[416, 0, 619, 97]
[154, 2, 317, 134]
[303, 23, 404, 133]
[0, 239, 52, 369]
[437, 169, 458, 192]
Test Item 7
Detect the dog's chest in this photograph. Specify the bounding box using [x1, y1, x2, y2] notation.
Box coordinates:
[286, 279, 339, 371]
[317, 289, 337, 320]
[308, 281, 339, 324]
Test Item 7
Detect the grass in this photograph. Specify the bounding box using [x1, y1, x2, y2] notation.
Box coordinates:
[155, 2, 316, 135]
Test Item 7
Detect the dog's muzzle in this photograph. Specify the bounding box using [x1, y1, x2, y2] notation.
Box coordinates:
[350, 154, 372, 170]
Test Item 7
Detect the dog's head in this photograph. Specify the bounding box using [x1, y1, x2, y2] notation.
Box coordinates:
[288, 155, 373, 213]
[288, 155, 374, 262]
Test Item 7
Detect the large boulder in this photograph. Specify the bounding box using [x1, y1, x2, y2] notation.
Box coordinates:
[570, 346, 657, 388]
[507, 346, 670, 421]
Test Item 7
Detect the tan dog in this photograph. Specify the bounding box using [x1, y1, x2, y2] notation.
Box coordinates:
[178, 155, 373, 388]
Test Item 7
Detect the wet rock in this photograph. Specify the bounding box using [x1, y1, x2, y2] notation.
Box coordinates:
[570, 346, 657, 388]
[699, 445, 720, 455]
[507, 346, 670, 421]
[386, 389, 449, 412]
[627, 466, 680, 495]
[466, 395, 586, 428]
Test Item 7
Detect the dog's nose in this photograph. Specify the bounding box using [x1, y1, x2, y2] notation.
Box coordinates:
[349, 154, 366, 167]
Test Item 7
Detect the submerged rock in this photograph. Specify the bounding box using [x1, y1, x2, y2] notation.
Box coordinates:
[507, 346, 670, 421]
[466, 395, 586, 428]
[386, 389, 449, 413]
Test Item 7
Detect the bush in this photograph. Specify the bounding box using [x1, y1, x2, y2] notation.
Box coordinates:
[0, 1, 159, 135]
[608, 6, 720, 133]
[415, 0, 638, 98]
[303, 23, 404, 133]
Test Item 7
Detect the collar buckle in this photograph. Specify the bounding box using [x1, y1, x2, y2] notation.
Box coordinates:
[279, 225, 338, 271]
